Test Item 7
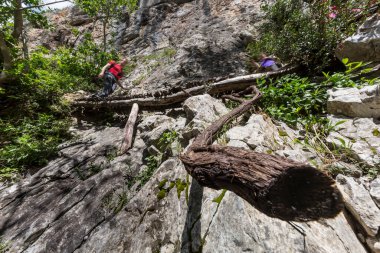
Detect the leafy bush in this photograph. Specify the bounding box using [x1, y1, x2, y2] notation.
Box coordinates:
[0, 115, 71, 180]
[257, 63, 376, 126]
[248, 0, 375, 72]
[0, 37, 118, 181]
[258, 75, 326, 126]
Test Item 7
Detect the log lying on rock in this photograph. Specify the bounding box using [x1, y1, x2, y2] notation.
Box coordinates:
[71, 66, 297, 109]
[120, 103, 139, 153]
[180, 86, 343, 221]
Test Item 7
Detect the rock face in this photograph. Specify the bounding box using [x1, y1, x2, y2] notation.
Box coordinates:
[0, 94, 370, 252]
[114, 0, 263, 94]
[0, 127, 132, 252]
[336, 14, 380, 63]
[327, 116, 380, 166]
[78, 158, 366, 253]
[371, 177, 380, 208]
[182, 94, 229, 138]
[337, 175, 380, 252]
[327, 85, 380, 119]
[4, 0, 380, 251]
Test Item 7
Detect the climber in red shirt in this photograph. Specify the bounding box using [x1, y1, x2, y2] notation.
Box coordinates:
[96, 58, 128, 98]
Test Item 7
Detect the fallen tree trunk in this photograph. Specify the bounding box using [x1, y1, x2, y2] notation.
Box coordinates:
[180, 86, 343, 221]
[120, 103, 139, 153]
[71, 66, 297, 109]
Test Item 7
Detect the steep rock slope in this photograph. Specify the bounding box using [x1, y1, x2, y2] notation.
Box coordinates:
[0, 96, 368, 252]
[112, 0, 261, 94]
[2, 1, 380, 252]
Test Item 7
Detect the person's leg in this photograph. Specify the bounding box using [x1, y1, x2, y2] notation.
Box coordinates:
[99, 73, 114, 97]
[270, 64, 279, 71]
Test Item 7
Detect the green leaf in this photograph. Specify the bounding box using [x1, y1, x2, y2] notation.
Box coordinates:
[212, 189, 227, 204]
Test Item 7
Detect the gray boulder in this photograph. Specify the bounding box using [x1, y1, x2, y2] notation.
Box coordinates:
[327, 85, 380, 119]
[138, 114, 176, 146]
[336, 14, 380, 63]
[326, 116, 380, 166]
[182, 94, 229, 138]
[336, 175, 380, 252]
[336, 175, 380, 237]
[370, 177, 380, 208]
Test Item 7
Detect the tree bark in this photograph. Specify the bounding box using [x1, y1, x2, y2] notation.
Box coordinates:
[12, 0, 23, 41]
[0, 31, 13, 84]
[180, 86, 343, 221]
[120, 103, 139, 153]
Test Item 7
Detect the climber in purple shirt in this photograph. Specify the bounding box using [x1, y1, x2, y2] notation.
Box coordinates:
[252, 53, 279, 72]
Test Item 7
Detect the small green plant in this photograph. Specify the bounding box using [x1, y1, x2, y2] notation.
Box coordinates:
[0, 238, 9, 253]
[158, 130, 179, 151]
[106, 148, 118, 161]
[156, 177, 189, 200]
[224, 99, 239, 110]
[212, 189, 227, 204]
[216, 123, 233, 146]
[135, 155, 162, 187]
[363, 166, 380, 179]
[102, 188, 128, 214]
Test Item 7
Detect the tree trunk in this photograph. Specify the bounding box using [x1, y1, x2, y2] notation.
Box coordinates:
[0, 31, 13, 84]
[12, 0, 23, 41]
[180, 86, 343, 221]
[120, 103, 139, 153]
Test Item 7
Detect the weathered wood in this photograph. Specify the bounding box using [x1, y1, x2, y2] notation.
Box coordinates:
[120, 103, 139, 153]
[180, 86, 343, 221]
[71, 66, 297, 109]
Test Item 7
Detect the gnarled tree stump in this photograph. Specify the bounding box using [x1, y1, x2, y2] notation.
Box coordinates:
[180, 86, 343, 221]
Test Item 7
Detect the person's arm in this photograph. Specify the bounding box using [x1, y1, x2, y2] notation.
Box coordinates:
[115, 78, 128, 90]
[252, 61, 261, 69]
[98, 63, 111, 78]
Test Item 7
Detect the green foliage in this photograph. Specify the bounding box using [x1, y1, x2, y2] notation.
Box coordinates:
[0, 115, 71, 181]
[224, 99, 239, 110]
[158, 130, 179, 150]
[257, 74, 327, 126]
[75, 0, 138, 50]
[102, 188, 128, 214]
[257, 65, 377, 127]
[156, 177, 189, 200]
[212, 189, 227, 204]
[323, 59, 378, 87]
[0, 36, 117, 181]
[248, 0, 374, 72]
[132, 155, 162, 188]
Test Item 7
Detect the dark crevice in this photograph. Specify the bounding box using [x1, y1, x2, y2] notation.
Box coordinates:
[71, 217, 107, 253]
[181, 179, 203, 253]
